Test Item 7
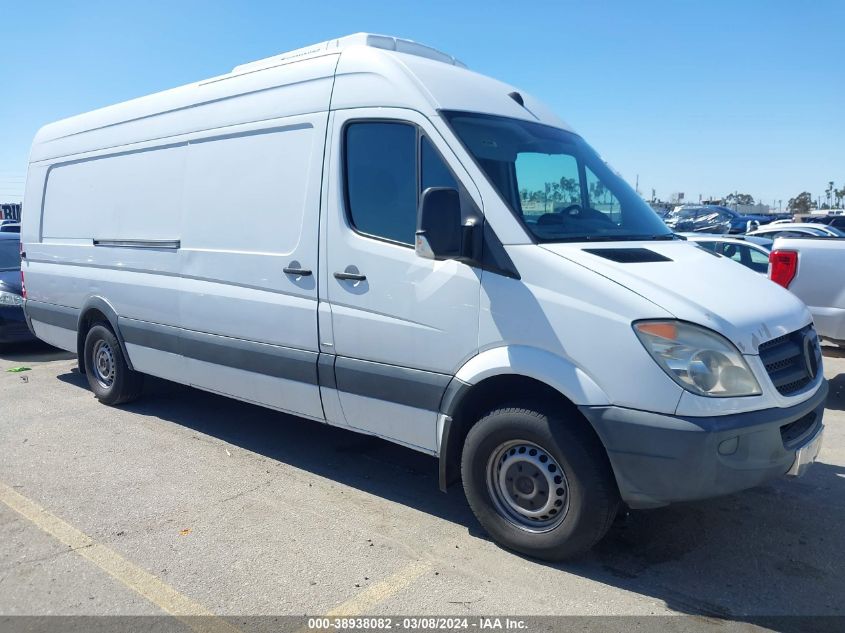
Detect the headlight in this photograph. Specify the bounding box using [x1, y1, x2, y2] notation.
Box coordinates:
[0, 290, 24, 307]
[634, 320, 761, 397]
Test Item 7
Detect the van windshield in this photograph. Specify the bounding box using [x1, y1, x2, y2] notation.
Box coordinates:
[442, 111, 672, 243]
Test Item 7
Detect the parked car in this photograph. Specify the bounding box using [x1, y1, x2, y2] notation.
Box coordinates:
[0, 223, 21, 233]
[663, 205, 773, 234]
[819, 225, 845, 237]
[21, 32, 827, 561]
[663, 205, 731, 233]
[649, 205, 672, 219]
[806, 215, 845, 230]
[748, 223, 837, 240]
[0, 232, 36, 346]
[682, 234, 773, 275]
[769, 235, 845, 347]
[802, 224, 845, 237]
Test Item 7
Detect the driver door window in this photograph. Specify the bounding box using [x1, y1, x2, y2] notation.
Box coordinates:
[345, 122, 417, 245]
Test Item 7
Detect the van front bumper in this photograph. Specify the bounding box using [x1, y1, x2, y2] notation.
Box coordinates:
[579, 380, 828, 509]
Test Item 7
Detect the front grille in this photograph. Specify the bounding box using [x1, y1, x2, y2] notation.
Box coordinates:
[758, 326, 818, 396]
[780, 412, 817, 448]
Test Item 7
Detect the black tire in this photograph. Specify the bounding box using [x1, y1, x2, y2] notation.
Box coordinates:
[461, 404, 619, 561]
[83, 323, 143, 405]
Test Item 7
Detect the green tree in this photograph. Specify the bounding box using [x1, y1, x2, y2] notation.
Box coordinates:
[787, 191, 813, 213]
[835, 186, 845, 208]
[725, 192, 755, 206]
[560, 177, 578, 202]
[551, 182, 562, 204]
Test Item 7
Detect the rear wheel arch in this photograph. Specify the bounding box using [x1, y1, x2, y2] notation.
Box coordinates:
[76, 298, 133, 373]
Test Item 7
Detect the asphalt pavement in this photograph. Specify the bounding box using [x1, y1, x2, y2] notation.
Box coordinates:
[1, 341, 843, 632]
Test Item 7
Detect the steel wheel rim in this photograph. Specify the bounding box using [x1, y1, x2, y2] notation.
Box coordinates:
[486, 440, 570, 533]
[92, 339, 116, 389]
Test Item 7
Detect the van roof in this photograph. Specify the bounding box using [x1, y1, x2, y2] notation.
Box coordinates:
[231, 33, 467, 74]
[30, 33, 571, 162]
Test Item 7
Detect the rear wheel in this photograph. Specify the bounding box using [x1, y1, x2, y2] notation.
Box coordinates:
[83, 323, 143, 405]
[461, 404, 619, 561]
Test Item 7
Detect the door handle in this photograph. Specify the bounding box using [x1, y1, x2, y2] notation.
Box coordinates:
[334, 271, 367, 281]
[283, 266, 312, 276]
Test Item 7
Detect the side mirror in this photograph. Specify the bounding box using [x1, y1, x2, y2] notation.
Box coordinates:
[415, 187, 462, 260]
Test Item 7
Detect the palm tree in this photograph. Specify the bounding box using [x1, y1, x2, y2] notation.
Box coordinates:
[560, 177, 578, 202]
[551, 182, 562, 204]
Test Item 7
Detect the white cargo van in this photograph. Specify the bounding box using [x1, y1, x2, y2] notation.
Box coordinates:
[21, 34, 827, 560]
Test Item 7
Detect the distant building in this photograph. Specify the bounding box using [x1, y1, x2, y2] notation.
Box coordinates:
[731, 203, 771, 215]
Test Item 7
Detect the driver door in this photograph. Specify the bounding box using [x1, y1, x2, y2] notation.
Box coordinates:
[321, 108, 482, 452]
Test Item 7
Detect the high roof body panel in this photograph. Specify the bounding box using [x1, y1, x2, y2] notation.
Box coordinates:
[30, 33, 572, 163]
[330, 44, 569, 129]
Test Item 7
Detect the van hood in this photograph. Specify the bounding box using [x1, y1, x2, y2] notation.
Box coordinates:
[541, 240, 812, 354]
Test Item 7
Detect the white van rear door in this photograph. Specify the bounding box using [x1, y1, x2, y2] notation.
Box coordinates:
[323, 108, 482, 452]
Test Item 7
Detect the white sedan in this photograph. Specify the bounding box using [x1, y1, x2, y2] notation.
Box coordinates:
[748, 222, 845, 239]
[681, 234, 773, 275]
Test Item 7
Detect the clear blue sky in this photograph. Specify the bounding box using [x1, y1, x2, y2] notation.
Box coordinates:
[1, 0, 843, 208]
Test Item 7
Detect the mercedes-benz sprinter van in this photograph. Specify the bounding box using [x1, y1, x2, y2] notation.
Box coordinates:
[21, 34, 827, 560]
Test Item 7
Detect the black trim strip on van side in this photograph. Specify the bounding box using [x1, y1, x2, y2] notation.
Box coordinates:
[119, 318, 319, 385]
[317, 353, 337, 389]
[122, 317, 448, 409]
[24, 301, 80, 330]
[23, 305, 451, 411]
[334, 356, 451, 411]
[93, 239, 181, 250]
[120, 319, 180, 354]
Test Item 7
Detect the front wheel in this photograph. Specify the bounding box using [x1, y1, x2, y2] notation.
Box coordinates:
[461, 404, 619, 561]
[83, 323, 143, 405]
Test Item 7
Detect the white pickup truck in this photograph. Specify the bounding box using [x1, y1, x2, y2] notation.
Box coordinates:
[770, 236, 845, 346]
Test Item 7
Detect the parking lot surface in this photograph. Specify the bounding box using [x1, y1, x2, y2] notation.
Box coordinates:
[1, 342, 843, 628]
